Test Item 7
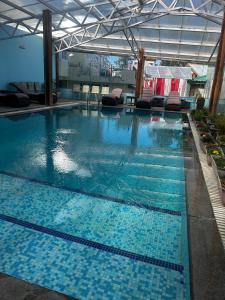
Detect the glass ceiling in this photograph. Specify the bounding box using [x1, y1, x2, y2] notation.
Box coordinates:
[0, 0, 224, 63]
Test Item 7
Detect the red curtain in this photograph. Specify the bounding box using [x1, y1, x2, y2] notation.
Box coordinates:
[156, 78, 165, 95]
[144, 80, 153, 88]
[171, 79, 180, 92]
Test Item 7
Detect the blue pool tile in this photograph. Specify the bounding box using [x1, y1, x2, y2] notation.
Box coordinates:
[0, 219, 187, 300]
[0, 174, 183, 264]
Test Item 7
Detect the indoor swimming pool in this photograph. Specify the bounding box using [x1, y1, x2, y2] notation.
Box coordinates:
[0, 106, 190, 299]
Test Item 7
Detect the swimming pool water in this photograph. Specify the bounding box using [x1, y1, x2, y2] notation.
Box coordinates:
[0, 107, 190, 299]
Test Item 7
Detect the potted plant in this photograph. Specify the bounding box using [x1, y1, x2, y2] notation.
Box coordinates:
[215, 114, 225, 135]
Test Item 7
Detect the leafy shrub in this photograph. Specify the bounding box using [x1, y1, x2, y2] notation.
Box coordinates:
[214, 157, 225, 170]
[215, 114, 225, 134]
[220, 178, 225, 188]
[201, 133, 214, 144]
[196, 97, 205, 110]
[208, 113, 217, 123]
[196, 121, 208, 130]
[194, 110, 204, 121]
[218, 135, 225, 144]
[207, 145, 222, 156]
[190, 109, 195, 116]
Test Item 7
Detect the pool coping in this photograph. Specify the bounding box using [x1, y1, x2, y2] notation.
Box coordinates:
[0, 101, 80, 117]
[0, 101, 189, 117]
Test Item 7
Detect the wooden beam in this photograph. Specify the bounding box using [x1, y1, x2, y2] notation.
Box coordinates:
[209, 10, 225, 113]
[135, 48, 145, 100]
[43, 9, 53, 106]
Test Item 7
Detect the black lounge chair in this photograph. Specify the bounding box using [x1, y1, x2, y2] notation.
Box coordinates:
[136, 88, 154, 109]
[165, 91, 181, 111]
[10, 82, 57, 105]
[102, 88, 124, 106]
[0, 91, 30, 108]
[151, 96, 166, 107]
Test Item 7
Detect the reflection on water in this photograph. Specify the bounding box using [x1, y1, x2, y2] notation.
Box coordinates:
[0, 107, 183, 205]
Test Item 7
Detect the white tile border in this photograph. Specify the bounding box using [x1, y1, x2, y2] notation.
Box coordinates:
[188, 114, 225, 248]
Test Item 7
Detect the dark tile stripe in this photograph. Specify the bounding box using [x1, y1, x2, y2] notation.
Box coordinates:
[0, 214, 184, 273]
[0, 170, 182, 216]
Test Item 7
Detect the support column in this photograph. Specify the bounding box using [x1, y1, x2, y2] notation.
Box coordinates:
[209, 10, 225, 113]
[55, 50, 59, 102]
[43, 9, 53, 106]
[135, 48, 145, 101]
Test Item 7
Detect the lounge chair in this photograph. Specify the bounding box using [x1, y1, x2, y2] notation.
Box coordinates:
[165, 91, 181, 111]
[136, 87, 154, 109]
[102, 88, 124, 106]
[151, 96, 166, 107]
[10, 82, 57, 105]
[0, 91, 30, 107]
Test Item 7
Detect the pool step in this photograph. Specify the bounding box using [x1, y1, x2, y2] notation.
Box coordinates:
[78, 151, 184, 167]
[62, 173, 185, 198]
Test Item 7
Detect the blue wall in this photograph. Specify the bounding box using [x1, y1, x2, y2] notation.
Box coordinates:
[0, 26, 55, 90]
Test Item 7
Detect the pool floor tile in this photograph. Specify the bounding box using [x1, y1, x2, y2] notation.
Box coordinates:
[0, 220, 187, 300]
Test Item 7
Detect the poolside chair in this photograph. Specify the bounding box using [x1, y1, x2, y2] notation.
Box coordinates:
[82, 84, 90, 103]
[151, 96, 166, 107]
[72, 84, 81, 100]
[0, 91, 30, 107]
[91, 85, 100, 104]
[165, 91, 181, 111]
[136, 87, 154, 109]
[10, 82, 57, 105]
[102, 88, 124, 106]
[101, 86, 110, 95]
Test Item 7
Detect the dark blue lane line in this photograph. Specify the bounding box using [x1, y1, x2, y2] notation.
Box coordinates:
[0, 214, 184, 273]
[0, 170, 182, 216]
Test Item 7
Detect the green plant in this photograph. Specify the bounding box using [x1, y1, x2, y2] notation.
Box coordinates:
[202, 108, 209, 116]
[201, 133, 214, 144]
[194, 110, 204, 122]
[218, 134, 225, 144]
[215, 114, 225, 134]
[208, 113, 217, 123]
[196, 122, 209, 132]
[190, 109, 195, 116]
[220, 178, 225, 189]
[207, 145, 222, 156]
[214, 157, 225, 170]
[196, 97, 205, 110]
